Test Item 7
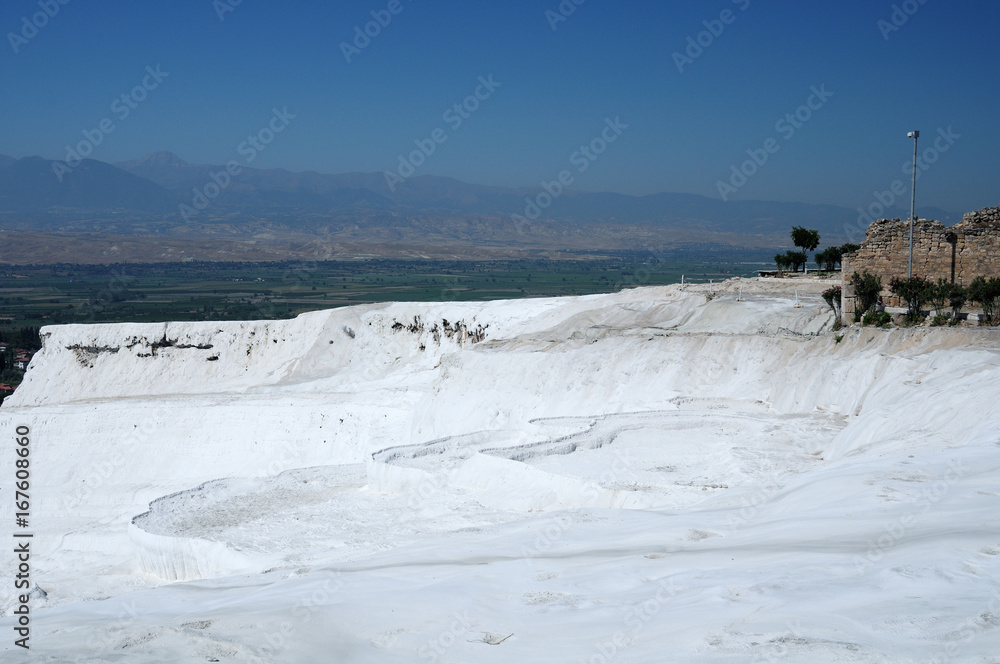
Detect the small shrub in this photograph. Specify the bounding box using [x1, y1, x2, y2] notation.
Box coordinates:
[862, 311, 892, 328]
[822, 286, 842, 318]
[949, 284, 966, 319]
[930, 314, 948, 327]
[834, 334, 844, 343]
[850, 270, 882, 322]
[889, 276, 932, 323]
[928, 278, 951, 314]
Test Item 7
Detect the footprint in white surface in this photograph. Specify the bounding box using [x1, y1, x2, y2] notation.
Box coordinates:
[476, 632, 514, 645]
[687, 529, 720, 541]
[522, 591, 578, 606]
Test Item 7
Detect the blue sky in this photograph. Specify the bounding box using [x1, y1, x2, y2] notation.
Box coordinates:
[1, 0, 997, 214]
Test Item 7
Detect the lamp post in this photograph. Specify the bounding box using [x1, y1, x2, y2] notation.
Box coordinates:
[907, 130, 919, 279]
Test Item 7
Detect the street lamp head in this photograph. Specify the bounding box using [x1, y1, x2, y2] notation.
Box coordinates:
[907, 130, 920, 139]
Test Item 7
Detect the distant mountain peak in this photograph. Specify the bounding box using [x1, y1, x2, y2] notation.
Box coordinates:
[122, 151, 189, 168]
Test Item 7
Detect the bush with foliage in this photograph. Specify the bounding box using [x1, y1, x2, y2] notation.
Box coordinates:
[862, 311, 892, 327]
[968, 276, 1000, 324]
[850, 270, 882, 322]
[925, 279, 951, 315]
[889, 276, 932, 323]
[822, 286, 842, 318]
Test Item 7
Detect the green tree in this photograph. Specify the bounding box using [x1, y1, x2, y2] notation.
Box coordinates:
[0, 326, 41, 351]
[776, 250, 807, 273]
[788, 251, 808, 273]
[814, 248, 830, 271]
[815, 247, 843, 272]
[839, 243, 861, 255]
[791, 227, 821, 263]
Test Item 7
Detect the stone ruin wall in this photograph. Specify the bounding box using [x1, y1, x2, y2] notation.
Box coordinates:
[841, 205, 1000, 320]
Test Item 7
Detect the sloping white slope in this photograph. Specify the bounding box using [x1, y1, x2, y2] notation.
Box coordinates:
[3, 280, 1000, 662]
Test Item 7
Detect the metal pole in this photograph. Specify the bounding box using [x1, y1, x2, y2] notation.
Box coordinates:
[908, 131, 919, 279]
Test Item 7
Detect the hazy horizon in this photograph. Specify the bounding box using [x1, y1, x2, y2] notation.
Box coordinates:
[2, 0, 998, 216]
[0, 148, 982, 222]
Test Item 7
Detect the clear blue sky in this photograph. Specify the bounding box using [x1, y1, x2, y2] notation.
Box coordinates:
[1, 0, 997, 214]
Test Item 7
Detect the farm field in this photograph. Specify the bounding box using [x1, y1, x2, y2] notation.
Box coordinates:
[0, 250, 775, 327]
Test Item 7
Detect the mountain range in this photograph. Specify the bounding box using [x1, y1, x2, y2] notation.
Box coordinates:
[0, 151, 961, 262]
